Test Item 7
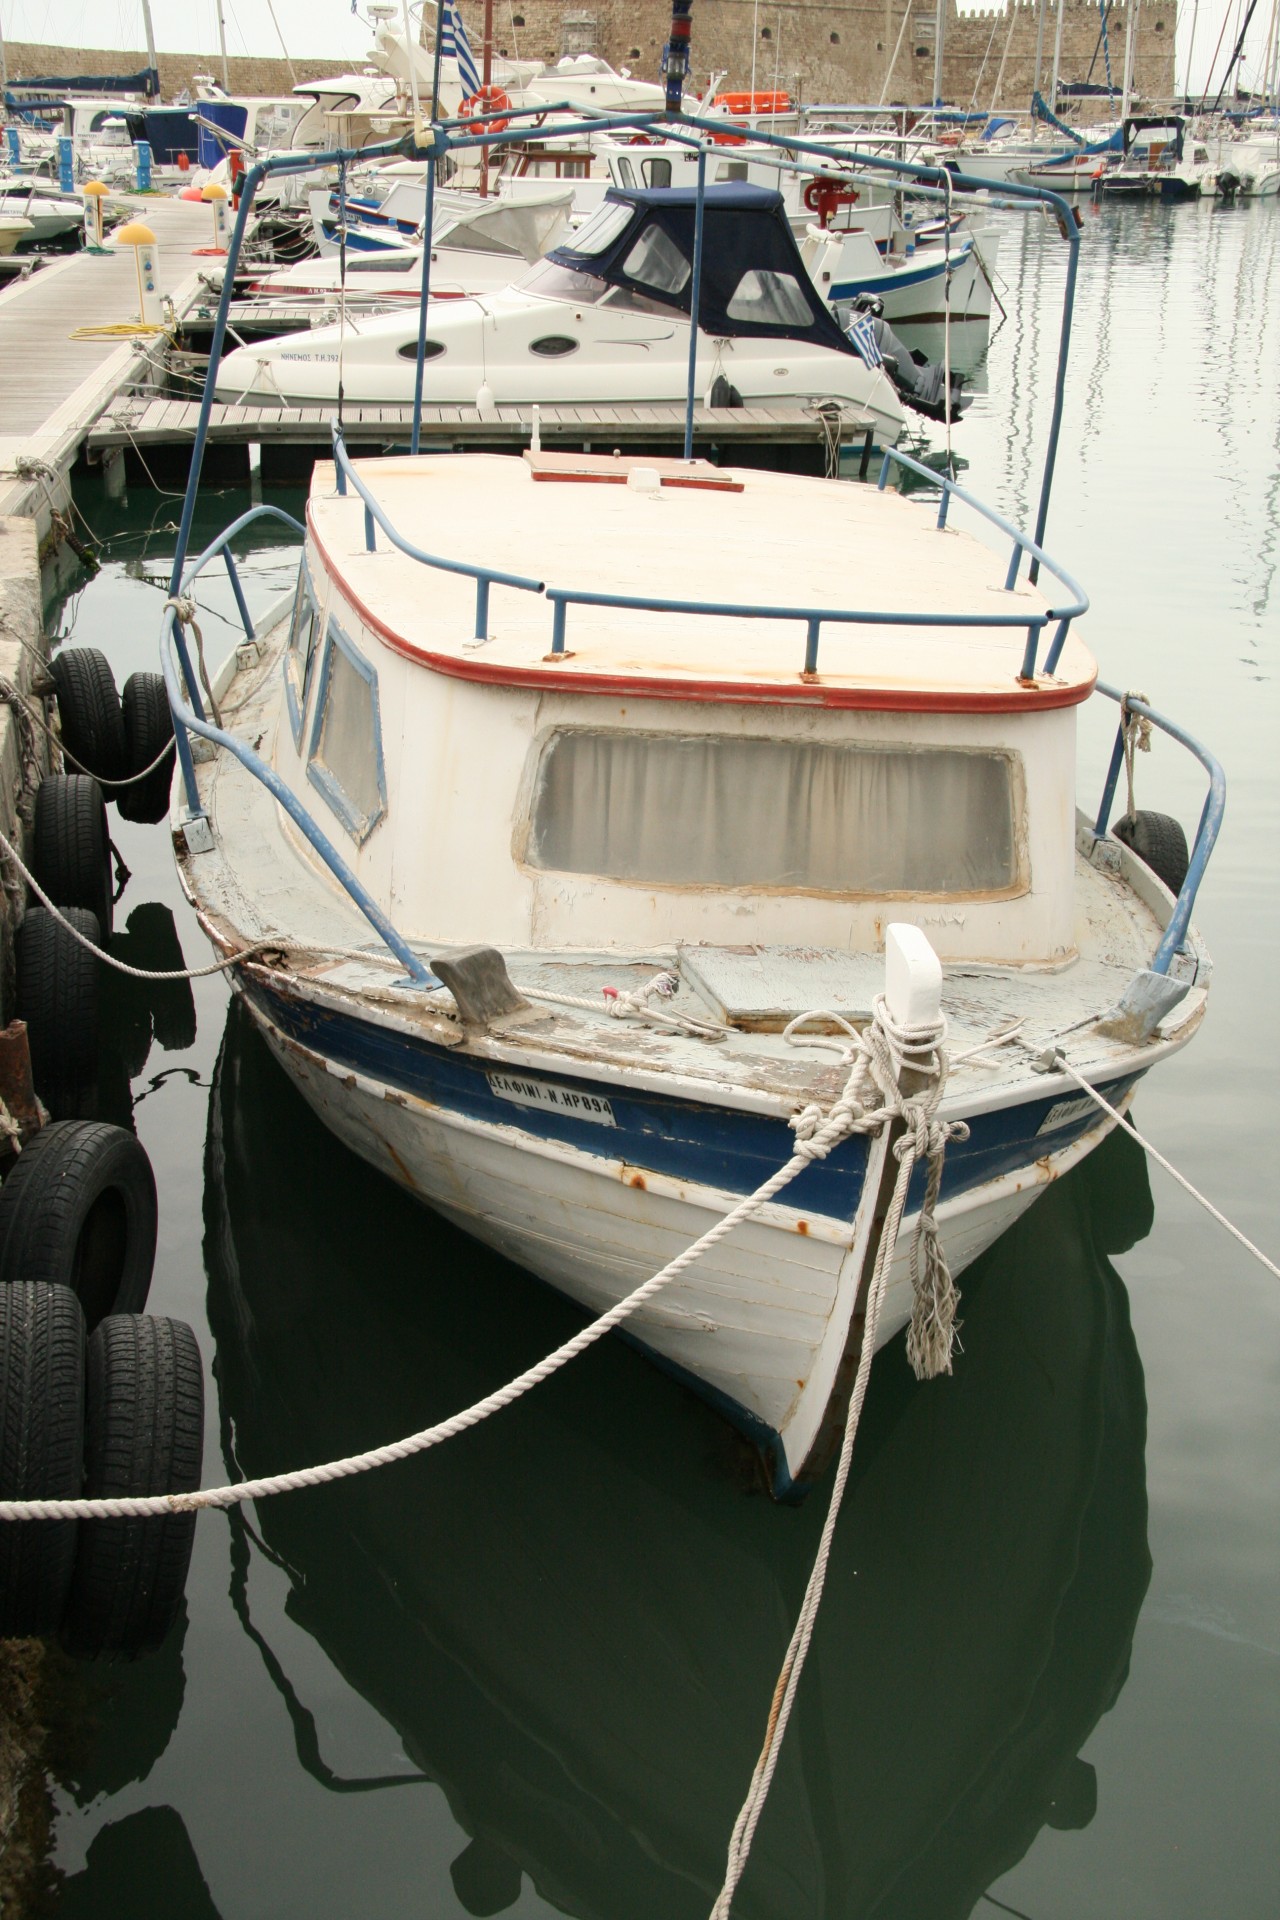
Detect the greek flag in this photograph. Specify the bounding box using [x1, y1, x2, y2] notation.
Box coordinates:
[846, 313, 884, 369]
[440, 0, 482, 97]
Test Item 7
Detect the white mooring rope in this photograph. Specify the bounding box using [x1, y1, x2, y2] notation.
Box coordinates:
[0, 1002, 962, 1524]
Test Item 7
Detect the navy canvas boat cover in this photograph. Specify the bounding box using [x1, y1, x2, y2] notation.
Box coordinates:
[547, 185, 856, 356]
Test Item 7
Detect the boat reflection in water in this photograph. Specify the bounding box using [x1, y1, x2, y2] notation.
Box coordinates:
[205, 999, 1155, 1919]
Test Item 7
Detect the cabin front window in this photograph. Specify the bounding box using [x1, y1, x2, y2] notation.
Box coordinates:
[525, 731, 1019, 895]
[623, 223, 690, 296]
[284, 559, 320, 746]
[306, 621, 386, 844]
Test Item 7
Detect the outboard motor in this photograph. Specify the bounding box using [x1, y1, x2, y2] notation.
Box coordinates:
[844, 293, 971, 426]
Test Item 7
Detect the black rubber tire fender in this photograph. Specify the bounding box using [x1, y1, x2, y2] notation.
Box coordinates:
[15, 906, 101, 1121]
[49, 648, 126, 785]
[1113, 809, 1190, 897]
[0, 1281, 85, 1637]
[60, 1315, 204, 1659]
[30, 774, 113, 939]
[117, 673, 176, 827]
[0, 1120, 157, 1329]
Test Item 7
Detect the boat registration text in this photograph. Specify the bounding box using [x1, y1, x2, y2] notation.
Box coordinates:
[488, 1071, 617, 1126]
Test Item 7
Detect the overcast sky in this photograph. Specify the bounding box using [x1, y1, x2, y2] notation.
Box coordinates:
[2, 1, 1276, 102]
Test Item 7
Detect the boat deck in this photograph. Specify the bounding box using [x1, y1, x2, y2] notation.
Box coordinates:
[308, 452, 1095, 707]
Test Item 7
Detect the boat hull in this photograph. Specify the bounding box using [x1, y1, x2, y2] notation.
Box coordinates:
[237, 970, 1136, 1494]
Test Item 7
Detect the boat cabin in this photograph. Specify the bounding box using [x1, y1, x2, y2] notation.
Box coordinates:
[275, 451, 1094, 969]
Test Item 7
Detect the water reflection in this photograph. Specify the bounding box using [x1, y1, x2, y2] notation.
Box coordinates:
[203, 1001, 1154, 1919]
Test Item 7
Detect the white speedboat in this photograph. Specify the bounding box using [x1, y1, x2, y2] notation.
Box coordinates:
[166, 428, 1217, 1496]
[213, 185, 906, 444]
[1098, 118, 1216, 200]
[0, 176, 84, 245]
[0, 215, 33, 256]
[801, 221, 995, 326]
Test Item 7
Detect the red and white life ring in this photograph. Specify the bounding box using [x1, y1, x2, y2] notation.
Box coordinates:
[459, 86, 513, 135]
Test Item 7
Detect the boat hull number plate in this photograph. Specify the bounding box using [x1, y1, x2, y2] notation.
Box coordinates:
[1036, 1094, 1099, 1135]
[488, 1071, 616, 1127]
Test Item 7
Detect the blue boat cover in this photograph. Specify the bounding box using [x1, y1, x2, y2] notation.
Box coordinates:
[547, 185, 856, 356]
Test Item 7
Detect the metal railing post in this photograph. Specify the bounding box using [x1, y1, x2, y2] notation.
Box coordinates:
[1094, 722, 1128, 836]
[684, 144, 708, 463]
[223, 549, 255, 640]
[411, 147, 439, 457]
[1004, 545, 1022, 591]
[804, 617, 822, 675]
[364, 506, 376, 552]
[550, 598, 567, 654]
[474, 577, 490, 641]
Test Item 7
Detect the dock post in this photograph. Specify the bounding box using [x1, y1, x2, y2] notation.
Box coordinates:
[58, 136, 74, 194]
[134, 140, 152, 193]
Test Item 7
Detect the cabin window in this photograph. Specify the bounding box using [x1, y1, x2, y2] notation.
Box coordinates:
[715, 160, 749, 182]
[623, 223, 690, 295]
[395, 339, 446, 359]
[307, 620, 386, 845]
[529, 334, 579, 356]
[726, 269, 811, 327]
[284, 558, 320, 747]
[616, 157, 637, 187]
[641, 157, 673, 188]
[526, 732, 1019, 895]
[568, 199, 635, 255]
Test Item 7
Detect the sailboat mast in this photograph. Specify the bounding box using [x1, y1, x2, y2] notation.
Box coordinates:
[1050, 0, 1066, 107]
[1032, 0, 1049, 99]
[0, 7, 9, 100]
[140, 0, 159, 92]
[216, 1, 231, 93]
[932, 0, 947, 108]
[1120, 0, 1139, 120]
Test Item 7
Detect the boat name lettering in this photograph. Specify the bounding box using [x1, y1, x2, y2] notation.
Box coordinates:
[488, 1072, 616, 1126]
[1037, 1095, 1099, 1135]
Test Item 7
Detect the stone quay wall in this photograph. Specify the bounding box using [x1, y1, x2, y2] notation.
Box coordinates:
[7, 8, 1176, 119]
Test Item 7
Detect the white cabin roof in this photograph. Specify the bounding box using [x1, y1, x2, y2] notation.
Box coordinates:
[309, 453, 1095, 713]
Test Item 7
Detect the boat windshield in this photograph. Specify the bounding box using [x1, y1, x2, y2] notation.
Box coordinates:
[564, 199, 635, 257]
[517, 260, 609, 304]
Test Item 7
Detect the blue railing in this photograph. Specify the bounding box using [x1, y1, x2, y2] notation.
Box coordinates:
[331, 426, 1087, 677]
[161, 504, 434, 985]
[331, 428, 544, 640]
[1091, 682, 1226, 976]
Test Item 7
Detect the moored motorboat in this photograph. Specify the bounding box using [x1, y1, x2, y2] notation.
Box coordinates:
[212, 184, 906, 443]
[164, 430, 1219, 1497]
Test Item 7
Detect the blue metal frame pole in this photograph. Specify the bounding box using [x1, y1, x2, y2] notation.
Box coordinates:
[411, 149, 438, 456]
[683, 144, 707, 463]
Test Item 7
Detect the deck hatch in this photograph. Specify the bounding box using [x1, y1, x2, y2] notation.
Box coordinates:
[525, 730, 1019, 895]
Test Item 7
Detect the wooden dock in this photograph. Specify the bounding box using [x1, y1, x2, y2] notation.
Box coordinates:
[0, 197, 210, 529]
[87, 394, 859, 485]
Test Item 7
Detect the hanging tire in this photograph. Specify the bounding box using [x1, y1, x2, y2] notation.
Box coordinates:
[0, 1121, 157, 1329]
[0, 1281, 85, 1638]
[15, 906, 101, 1120]
[49, 648, 126, 786]
[30, 774, 113, 939]
[60, 1315, 204, 1659]
[1113, 810, 1190, 897]
[117, 674, 176, 827]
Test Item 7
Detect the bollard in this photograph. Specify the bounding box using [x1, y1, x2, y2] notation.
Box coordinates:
[58, 135, 75, 194]
[82, 179, 109, 251]
[114, 220, 163, 326]
[134, 139, 153, 192]
[201, 181, 230, 254]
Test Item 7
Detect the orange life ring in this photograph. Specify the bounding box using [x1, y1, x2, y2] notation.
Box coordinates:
[460, 86, 513, 135]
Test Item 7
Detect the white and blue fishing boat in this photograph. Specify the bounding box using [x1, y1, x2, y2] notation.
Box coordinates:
[159, 99, 1223, 1497]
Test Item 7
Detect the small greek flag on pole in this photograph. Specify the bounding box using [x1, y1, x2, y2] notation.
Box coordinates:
[847, 313, 884, 369]
[440, 0, 482, 97]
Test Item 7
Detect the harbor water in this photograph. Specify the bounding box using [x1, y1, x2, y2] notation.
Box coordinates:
[43, 196, 1279, 1917]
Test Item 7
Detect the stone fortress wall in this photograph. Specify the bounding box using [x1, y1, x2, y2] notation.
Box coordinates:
[6, 5, 1176, 121]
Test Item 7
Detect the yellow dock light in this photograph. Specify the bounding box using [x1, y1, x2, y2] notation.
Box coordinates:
[82, 179, 109, 251]
[114, 220, 163, 326]
[200, 180, 231, 255]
